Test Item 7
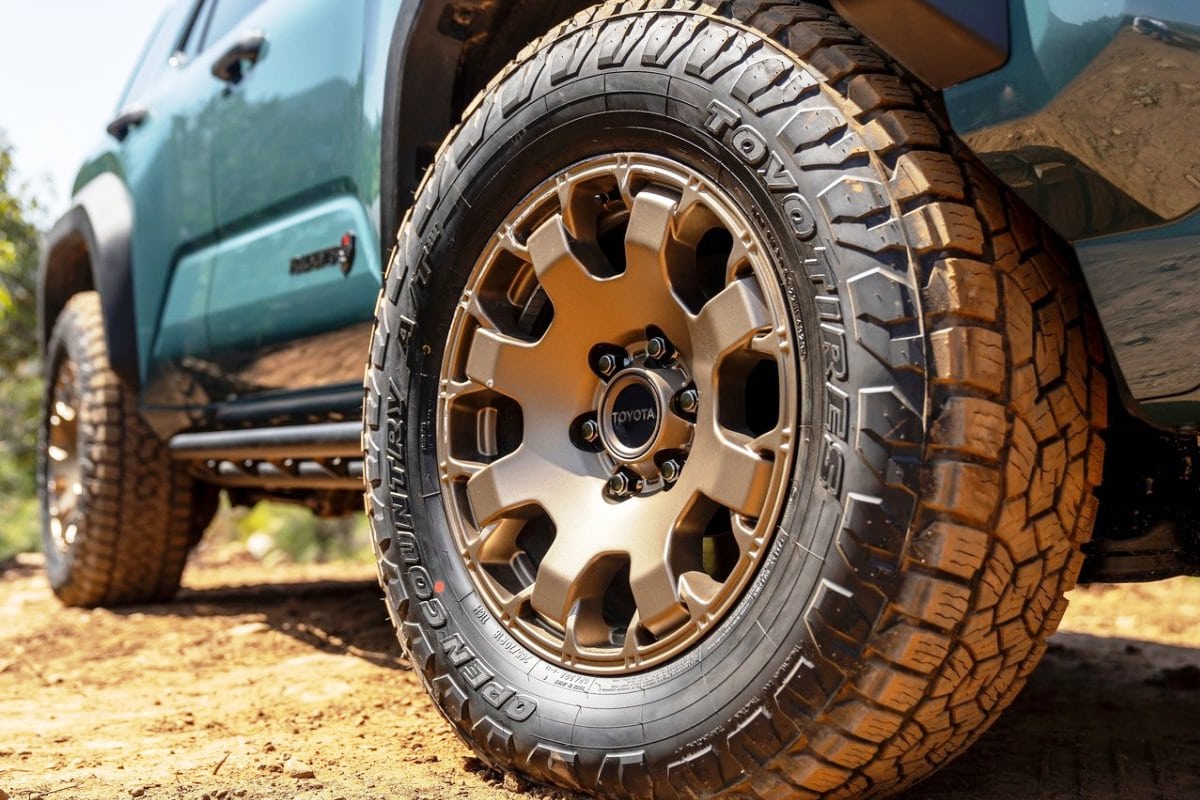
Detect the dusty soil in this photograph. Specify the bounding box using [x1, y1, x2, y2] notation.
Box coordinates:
[2, 552, 1199, 800]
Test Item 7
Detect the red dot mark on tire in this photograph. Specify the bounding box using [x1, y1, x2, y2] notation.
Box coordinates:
[434, 580, 446, 594]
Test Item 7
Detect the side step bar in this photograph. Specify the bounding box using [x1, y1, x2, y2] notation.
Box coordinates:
[169, 421, 363, 491]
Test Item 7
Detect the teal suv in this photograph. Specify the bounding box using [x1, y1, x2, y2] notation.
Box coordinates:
[37, 1, 1200, 796]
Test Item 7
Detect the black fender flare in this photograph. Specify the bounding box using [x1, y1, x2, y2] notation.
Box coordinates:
[379, 0, 461, 254]
[38, 172, 140, 388]
[378, 0, 595, 249]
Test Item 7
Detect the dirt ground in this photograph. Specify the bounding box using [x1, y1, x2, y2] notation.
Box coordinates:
[2, 551, 1199, 800]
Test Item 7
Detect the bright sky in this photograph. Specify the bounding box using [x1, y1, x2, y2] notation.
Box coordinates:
[0, 0, 171, 220]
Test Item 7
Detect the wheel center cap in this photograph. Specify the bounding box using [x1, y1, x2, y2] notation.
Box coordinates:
[601, 372, 663, 460]
[611, 383, 659, 448]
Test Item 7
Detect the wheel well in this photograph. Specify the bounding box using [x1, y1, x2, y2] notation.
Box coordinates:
[39, 231, 95, 348]
[381, 0, 597, 246]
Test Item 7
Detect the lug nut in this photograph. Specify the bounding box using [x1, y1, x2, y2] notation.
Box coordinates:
[598, 353, 620, 377]
[660, 459, 682, 483]
[646, 337, 669, 360]
[677, 388, 699, 414]
[580, 419, 600, 443]
[607, 472, 632, 498]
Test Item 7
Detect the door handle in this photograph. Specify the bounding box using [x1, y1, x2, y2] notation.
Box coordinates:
[106, 106, 149, 142]
[211, 31, 267, 84]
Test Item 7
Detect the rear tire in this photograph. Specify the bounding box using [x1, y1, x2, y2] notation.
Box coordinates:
[40, 292, 216, 607]
[364, 2, 1108, 797]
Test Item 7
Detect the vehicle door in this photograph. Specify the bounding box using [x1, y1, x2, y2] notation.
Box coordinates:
[199, 0, 384, 409]
[116, 0, 227, 407]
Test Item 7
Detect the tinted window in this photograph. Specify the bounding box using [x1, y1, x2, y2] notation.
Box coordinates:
[178, 0, 215, 58]
[202, 0, 267, 49]
[119, 0, 198, 107]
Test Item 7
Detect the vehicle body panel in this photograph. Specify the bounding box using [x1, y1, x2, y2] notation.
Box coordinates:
[942, 0, 1200, 423]
[1074, 215, 1200, 423]
[200, 0, 387, 407]
[60, 0, 398, 435]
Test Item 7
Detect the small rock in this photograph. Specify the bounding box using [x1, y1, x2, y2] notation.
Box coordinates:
[1111, 127, 1123, 136]
[130, 789, 145, 798]
[503, 772, 529, 792]
[283, 758, 316, 779]
[228, 622, 270, 637]
[0, 788, 10, 800]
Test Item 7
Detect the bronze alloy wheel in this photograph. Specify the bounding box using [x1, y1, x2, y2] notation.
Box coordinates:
[46, 361, 82, 555]
[436, 154, 799, 674]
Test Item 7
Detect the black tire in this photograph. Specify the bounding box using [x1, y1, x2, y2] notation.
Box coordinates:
[364, 2, 1107, 797]
[40, 292, 216, 607]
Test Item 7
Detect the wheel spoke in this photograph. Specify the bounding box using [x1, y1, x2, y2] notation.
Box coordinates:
[527, 214, 604, 307]
[629, 551, 689, 636]
[465, 449, 540, 527]
[689, 277, 773, 369]
[499, 584, 535, 622]
[677, 570, 723, 623]
[624, 189, 677, 284]
[564, 602, 613, 655]
[465, 328, 541, 401]
[464, 517, 524, 566]
[440, 377, 488, 407]
[529, 532, 620, 627]
[730, 512, 765, 554]
[693, 429, 774, 519]
[442, 454, 484, 482]
[750, 423, 791, 458]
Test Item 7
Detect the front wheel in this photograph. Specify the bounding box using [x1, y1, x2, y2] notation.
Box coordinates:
[364, 2, 1107, 797]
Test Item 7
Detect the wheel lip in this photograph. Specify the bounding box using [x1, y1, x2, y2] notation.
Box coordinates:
[435, 152, 801, 675]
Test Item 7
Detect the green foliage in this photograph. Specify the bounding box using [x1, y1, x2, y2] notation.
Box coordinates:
[0, 492, 39, 560]
[0, 136, 40, 371]
[199, 496, 371, 564]
[0, 134, 43, 558]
